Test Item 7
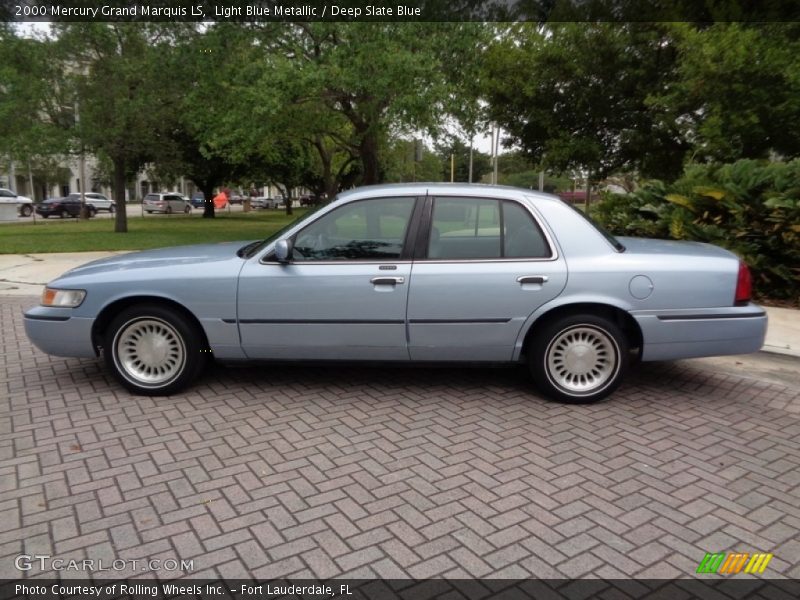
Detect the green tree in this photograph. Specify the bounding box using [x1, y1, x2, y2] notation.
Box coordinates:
[435, 138, 492, 183]
[259, 23, 468, 185]
[651, 23, 800, 163]
[382, 138, 441, 183]
[0, 27, 75, 196]
[484, 23, 689, 189]
[160, 23, 258, 218]
[54, 23, 186, 232]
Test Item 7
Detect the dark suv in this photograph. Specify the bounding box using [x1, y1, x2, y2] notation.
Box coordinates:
[36, 197, 96, 218]
[299, 194, 316, 207]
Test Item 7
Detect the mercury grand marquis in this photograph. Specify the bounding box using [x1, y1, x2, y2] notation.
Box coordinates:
[24, 184, 767, 403]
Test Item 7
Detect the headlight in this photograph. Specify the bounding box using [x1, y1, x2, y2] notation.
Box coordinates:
[41, 288, 86, 307]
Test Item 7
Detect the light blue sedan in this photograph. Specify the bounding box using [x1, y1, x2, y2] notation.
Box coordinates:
[24, 184, 767, 403]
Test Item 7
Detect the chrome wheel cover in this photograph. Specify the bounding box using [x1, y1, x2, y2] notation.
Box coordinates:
[545, 325, 619, 396]
[113, 317, 186, 388]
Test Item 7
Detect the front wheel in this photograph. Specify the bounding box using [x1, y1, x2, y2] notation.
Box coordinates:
[109, 205, 115, 214]
[529, 314, 628, 404]
[184, 205, 191, 214]
[104, 304, 207, 396]
[20, 205, 32, 217]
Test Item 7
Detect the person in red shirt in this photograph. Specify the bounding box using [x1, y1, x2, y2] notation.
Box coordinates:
[213, 189, 228, 209]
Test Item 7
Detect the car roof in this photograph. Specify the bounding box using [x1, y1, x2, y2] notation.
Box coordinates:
[335, 183, 562, 204]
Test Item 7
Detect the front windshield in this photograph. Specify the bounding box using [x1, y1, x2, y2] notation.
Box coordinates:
[239, 203, 329, 259]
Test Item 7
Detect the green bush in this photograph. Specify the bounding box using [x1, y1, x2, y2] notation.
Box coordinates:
[591, 159, 800, 301]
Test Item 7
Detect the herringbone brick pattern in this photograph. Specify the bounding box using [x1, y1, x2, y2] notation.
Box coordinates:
[2, 296, 799, 579]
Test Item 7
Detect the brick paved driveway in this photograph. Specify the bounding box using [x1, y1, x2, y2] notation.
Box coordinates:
[2, 296, 799, 580]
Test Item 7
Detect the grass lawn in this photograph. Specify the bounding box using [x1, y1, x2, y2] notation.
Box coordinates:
[0, 210, 308, 254]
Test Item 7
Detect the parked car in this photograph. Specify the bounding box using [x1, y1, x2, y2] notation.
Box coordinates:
[143, 193, 192, 214]
[557, 190, 601, 204]
[299, 194, 316, 207]
[35, 197, 97, 218]
[229, 194, 244, 205]
[24, 183, 766, 402]
[190, 193, 206, 209]
[252, 196, 281, 209]
[0, 187, 34, 217]
[67, 192, 116, 213]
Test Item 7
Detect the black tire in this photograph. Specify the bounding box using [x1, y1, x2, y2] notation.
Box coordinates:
[529, 313, 628, 404]
[184, 204, 191, 214]
[20, 205, 32, 217]
[109, 205, 115, 214]
[104, 303, 207, 396]
[165, 205, 173, 214]
[88, 207, 97, 218]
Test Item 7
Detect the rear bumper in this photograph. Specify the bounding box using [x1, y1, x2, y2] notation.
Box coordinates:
[632, 304, 767, 361]
[24, 306, 97, 358]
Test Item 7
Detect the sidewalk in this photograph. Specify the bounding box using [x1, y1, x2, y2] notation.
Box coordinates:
[1, 251, 798, 358]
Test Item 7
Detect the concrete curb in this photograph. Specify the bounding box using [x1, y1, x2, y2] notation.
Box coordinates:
[1, 251, 798, 358]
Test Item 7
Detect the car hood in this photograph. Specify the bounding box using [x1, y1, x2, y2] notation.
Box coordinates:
[60, 241, 255, 278]
[616, 236, 737, 260]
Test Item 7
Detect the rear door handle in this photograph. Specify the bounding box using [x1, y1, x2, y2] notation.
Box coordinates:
[517, 276, 549, 284]
[371, 276, 405, 285]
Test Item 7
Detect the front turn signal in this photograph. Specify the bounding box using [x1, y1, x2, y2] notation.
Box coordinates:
[42, 288, 86, 308]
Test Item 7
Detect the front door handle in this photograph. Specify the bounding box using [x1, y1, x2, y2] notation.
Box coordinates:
[517, 275, 549, 284]
[371, 276, 405, 285]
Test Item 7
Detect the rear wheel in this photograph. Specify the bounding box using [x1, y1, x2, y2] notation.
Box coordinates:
[104, 304, 206, 396]
[529, 314, 628, 404]
[88, 207, 97, 218]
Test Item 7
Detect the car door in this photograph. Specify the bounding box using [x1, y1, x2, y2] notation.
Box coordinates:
[407, 195, 567, 361]
[163, 194, 177, 212]
[237, 196, 421, 360]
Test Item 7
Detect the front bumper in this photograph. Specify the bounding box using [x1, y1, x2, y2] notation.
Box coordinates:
[632, 304, 768, 361]
[24, 306, 97, 358]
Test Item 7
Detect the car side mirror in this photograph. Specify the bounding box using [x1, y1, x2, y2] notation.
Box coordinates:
[274, 239, 293, 263]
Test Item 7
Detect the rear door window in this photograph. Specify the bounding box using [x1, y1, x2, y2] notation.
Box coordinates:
[428, 198, 551, 260]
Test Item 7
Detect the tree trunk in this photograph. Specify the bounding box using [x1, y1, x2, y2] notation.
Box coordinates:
[585, 172, 592, 211]
[313, 136, 336, 202]
[201, 185, 215, 218]
[113, 158, 128, 233]
[359, 130, 380, 185]
[283, 185, 293, 216]
[468, 142, 474, 184]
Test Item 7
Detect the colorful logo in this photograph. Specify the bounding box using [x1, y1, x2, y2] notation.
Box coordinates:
[696, 552, 773, 575]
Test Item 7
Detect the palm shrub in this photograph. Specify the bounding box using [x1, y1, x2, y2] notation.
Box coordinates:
[591, 159, 800, 301]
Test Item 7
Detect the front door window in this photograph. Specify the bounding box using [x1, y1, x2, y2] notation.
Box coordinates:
[293, 197, 415, 261]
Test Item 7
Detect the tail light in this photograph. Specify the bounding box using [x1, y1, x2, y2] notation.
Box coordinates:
[735, 261, 752, 304]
